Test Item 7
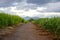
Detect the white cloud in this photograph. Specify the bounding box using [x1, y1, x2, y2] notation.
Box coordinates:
[40, 13, 60, 18]
[34, 12, 60, 18]
[0, 6, 60, 18]
[36, 7, 47, 12]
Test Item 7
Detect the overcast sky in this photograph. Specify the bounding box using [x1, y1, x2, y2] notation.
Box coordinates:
[0, 0, 60, 18]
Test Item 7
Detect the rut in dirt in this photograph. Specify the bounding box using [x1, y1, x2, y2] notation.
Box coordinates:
[1, 23, 51, 40]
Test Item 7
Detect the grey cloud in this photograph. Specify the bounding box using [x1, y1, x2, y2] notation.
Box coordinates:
[0, 0, 60, 12]
[16, 3, 38, 11]
[27, 0, 60, 5]
[0, 0, 22, 7]
[44, 2, 60, 12]
[1, 0, 60, 8]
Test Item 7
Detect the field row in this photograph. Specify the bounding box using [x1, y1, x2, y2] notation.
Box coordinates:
[0, 13, 27, 28]
[33, 17, 60, 40]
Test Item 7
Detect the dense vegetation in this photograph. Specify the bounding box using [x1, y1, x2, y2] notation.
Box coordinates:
[0, 13, 27, 28]
[34, 17, 60, 39]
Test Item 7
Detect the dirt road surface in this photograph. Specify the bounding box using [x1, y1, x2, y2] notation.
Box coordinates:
[1, 23, 51, 40]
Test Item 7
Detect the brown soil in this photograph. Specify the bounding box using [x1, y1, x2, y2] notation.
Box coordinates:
[1, 23, 52, 40]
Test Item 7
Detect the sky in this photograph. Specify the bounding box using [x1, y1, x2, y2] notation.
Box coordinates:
[0, 0, 60, 18]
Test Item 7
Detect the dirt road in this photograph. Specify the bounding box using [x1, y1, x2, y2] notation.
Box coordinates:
[1, 23, 51, 40]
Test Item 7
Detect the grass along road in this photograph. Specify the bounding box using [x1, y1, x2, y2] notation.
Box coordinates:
[1, 23, 51, 40]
